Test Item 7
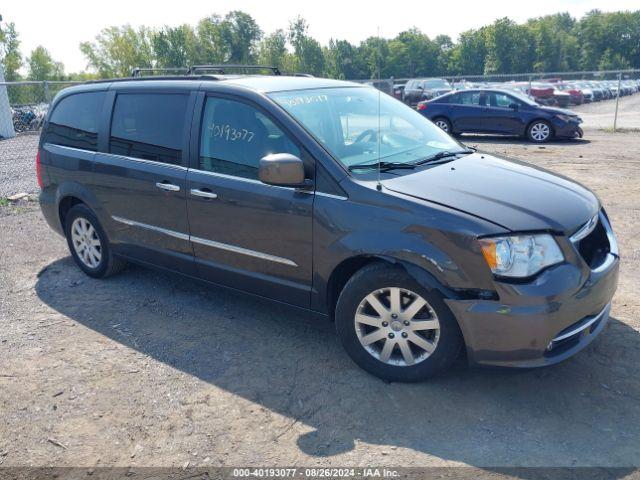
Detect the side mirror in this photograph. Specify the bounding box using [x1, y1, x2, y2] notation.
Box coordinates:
[509, 103, 519, 110]
[259, 153, 308, 188]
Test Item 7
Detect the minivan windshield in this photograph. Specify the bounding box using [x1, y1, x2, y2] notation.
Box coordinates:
[270, 87, 463, 170]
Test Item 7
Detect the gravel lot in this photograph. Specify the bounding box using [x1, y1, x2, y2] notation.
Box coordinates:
[1, 98, 639, 472]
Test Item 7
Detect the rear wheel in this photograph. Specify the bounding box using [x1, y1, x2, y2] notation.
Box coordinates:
[64, 204, 126, 278]
[335, 263, 462, 382]
[527, 120, 553, 143]
[432, 117, 452, 134]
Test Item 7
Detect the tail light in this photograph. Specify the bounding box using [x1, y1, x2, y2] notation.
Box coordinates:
[417, 103, 427, 111]
[36, 149, 43, 189]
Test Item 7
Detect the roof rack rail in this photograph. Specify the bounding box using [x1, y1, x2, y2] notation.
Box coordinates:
[131, 67, 190, 77]
[188, 64, 281, 76]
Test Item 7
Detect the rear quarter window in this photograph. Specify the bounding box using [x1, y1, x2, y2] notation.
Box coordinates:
[44, 91, 106, 151]
[109, 93, 188, 165]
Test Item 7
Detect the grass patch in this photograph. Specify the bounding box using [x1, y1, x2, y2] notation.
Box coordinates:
[600, 127, 640, 134]
[0, 198, 10, 207]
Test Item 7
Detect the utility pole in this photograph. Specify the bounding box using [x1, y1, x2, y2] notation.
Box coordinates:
[0, 14, 18, 139]
[613, 72, 622, 132]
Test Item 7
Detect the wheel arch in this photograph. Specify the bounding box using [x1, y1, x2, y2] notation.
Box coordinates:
[55, 181, 105, 230]
[326, 254, 458, 321]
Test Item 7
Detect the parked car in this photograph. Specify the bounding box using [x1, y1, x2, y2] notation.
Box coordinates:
[574, 82, 594, 103]
[556, 83, 584, 105]
[418, 88, 583, 142]
[38, 72, 617, 382]
[403, 78, 452, 106]
[392, 82, 405, 100]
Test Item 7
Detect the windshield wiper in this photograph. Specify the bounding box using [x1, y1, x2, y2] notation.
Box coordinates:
[348, 161, 417, 172]
[413, 149, 475, 165]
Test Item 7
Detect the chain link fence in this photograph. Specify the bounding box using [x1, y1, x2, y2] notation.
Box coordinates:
[0, 80, 80, 139]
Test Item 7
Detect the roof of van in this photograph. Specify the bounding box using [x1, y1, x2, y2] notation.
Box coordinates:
[217, 75, 360, 92]
[79, 75, 362, 94]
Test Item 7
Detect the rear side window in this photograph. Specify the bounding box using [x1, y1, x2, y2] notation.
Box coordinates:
[199, 97, 300, 180]
[457, 92, 482, 105]
[110, 93, 188, 165]
[45, 91, 105, 151]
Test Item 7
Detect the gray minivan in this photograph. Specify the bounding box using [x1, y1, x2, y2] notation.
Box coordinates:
[38, 71, 619, 382]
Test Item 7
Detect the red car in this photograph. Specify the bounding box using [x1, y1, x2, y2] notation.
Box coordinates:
[556, 83, 585, 105]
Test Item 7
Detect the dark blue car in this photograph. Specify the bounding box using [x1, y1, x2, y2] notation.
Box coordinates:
[418, 89, 584, 143]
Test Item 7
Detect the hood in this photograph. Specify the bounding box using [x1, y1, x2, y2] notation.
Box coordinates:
[383, 153, 599, 233]
[540, 105, 578, 116]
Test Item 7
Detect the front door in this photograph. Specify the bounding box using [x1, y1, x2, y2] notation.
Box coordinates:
[186, 95, 314, 307]
[92, 90, 196, 275]
[482, 92, 525, 134]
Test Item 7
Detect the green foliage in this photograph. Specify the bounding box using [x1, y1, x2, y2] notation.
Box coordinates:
[80, 25, 153, 77]
[3, 10, 640, 84]
[27, 46, 65, 80]
[0, 22, 22, 81]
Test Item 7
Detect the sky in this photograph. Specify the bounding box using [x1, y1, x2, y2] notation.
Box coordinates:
[2, 0, 638, 73]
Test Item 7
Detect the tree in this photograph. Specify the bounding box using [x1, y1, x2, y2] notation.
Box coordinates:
[0, 21, 21, 81]
[599, 49, 631, 71]
[152, 24, 197, 68]
[258, 30, 288, 70]
[27, 46, 64, 80]
[390, 29, 437, 77]
[221, 11, 262, 63]
[80, 25, 153, 77]
[288, 17, 324, 76]
[450, 28, 486, 75]
[195, 15, 229, 64]
[483, 18, 534, 74]
[324, 39, 364, 79]
[433, 34, 454, 75]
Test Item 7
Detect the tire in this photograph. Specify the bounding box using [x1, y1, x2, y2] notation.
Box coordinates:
[527, 120, 553, 143]
[335, 263, 463, 382]
[432, 117, 452, 134]
[64, 204, 127, 278]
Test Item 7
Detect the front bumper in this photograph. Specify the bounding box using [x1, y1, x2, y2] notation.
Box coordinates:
[445, 252, 619, 368]
[552, 117, 584, 138]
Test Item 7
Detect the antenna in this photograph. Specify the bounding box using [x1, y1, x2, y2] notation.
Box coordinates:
[376, 26, 382, 191]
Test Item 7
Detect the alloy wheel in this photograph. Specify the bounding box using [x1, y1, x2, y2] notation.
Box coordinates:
[435, 120, 449, 132]
[71, 217, 102, 268]
[530, 122, 550, 141]
[354, 287, 440, 366]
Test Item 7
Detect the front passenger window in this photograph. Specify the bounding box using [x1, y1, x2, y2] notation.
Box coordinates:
[199, 97, 301, 180]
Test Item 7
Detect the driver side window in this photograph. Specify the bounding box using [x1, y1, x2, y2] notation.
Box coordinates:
[199, 97, 301, 180]
[490, 93, 518, 108]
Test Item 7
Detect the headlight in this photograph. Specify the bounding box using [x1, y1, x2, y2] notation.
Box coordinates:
[556, 114, 574, 122]
[479, 234, 564, 278]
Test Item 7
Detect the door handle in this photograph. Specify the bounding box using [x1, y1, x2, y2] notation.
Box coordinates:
[156, 182, 180, 192]
[190, 188, 218, 199]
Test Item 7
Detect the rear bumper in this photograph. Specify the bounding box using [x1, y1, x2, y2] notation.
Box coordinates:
[39, 187, 64, 236]
[445, 254, 619, 368]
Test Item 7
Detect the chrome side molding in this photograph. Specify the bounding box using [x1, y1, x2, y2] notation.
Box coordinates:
[111, 215, 297, 267]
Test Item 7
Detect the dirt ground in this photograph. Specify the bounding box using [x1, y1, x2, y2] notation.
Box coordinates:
[1, 113, 640, 471]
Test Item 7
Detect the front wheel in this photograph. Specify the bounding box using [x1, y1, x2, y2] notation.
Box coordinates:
[335, 263, 463, 382]
[527, 120, 553, 143]
[64, 204, 127, 278]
